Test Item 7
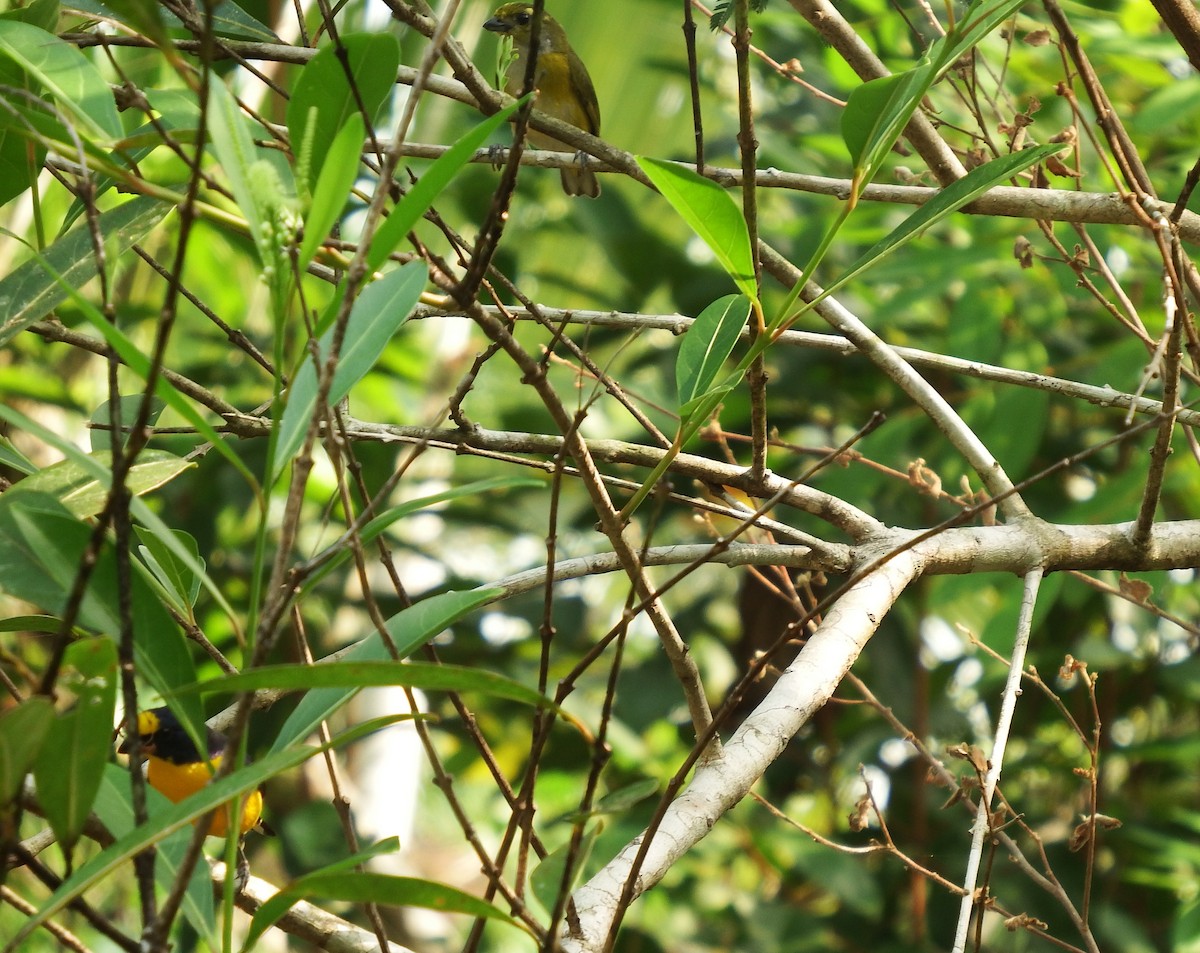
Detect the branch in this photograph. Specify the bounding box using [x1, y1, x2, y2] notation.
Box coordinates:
[562, 547, 925, 952]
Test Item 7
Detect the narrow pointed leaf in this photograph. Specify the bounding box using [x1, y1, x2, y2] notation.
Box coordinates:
[3, 716, 409, 952]
[366, 100, 524, 271]
[246, 871, 526, 950]
[676, 294, 751, 408]
[269, 587, 502, 753]
[0, 197, 170, 347]
[831, 145, 1064, 293]
[638, 157, 757, 300]
[274, 260, 426, 481]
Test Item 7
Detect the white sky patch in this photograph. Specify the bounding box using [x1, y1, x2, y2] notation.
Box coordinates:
[480, 611, 533, 646]
[879, 737, 914, 769]
[921, 615, 965, 664]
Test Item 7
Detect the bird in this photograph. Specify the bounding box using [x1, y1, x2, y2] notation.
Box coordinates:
[484, 3, 601, 197]
[118, 706, 265, 841]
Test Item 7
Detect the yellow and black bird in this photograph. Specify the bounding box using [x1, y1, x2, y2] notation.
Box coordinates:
[484, 3, 601, 197]
[119, 706, 265, 841]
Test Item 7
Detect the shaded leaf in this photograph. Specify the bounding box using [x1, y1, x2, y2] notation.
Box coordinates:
[638, 157, 757, 301]
[269, 587, 502, 753]
[33, 638, 118, 854]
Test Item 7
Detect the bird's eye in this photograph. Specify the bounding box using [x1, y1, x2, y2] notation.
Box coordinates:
[515, 11, 530, 23]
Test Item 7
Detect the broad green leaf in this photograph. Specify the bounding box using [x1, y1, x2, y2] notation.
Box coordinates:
[33, 638, 117, 854]
[0, 20, 122, 141]
[186, 660, 557, 712]
[3, 449, 192, 519]
[240, 839, 403, 950]
[0, 436, 34, 475]
[3, 716, 408, 953]
[246, 871, 526, 950]
[273, 260, 426, 482]
[0, 196, 171, 347]
[676, 294, 751, 408]
[366, 100, 524, 271]
[0, 0, 61, 30]
[89, 395, 166, 454]
[531, 823, 600, 916]
[0, 697, 54, 807]
[92, 764, 216, 949]
[840, 63, 934, 177]
[270, 587, 502, 753]
[0, 403, 242, 630]
[830, 145, 1064, 294]
[0, 493, 198, 718]
[287, 33, 398, 195]
[637, 157, 757, 301]
[297, 112, 364, 268]
[135, 525, 203, 612]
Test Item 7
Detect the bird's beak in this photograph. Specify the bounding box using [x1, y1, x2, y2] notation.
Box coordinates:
[483, 16, 511, 34]
[117, 734, 151, 755]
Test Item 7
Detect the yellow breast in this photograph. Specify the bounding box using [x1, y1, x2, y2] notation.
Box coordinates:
[146, 755, 263, 839]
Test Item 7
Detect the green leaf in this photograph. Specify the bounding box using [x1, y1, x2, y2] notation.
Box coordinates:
[33, 638, 118, 854]
[300, 475, 545, 593]
[366, 100, 524, 271]
[0, 403, 242, 631]
[135, 525, 203, 612]
[207, 74, 283, 271]
[531, 823, 600, 916]
[840, 63, 934, 176]
[297, 112, 364, 269]
[92, 763, 217, 949]
[0, 493, 198, 714]
[240, 839, 404, 950]
[3, 716, 408, 953]
[929, 0, 1030, 77]
[0, 436, 34, 475]
[676, 294, 751, 408]
[0, 697, 54, 807]
[592, 778, 659, 815]
[273, 260, 426, 482]
[269, 587, 503, 753]
[287, 33, 399, 195]
[3, 449, 193, 519]
[0, 196, 172, 347]
[0, 20, 122, 141]
[245, 871, 527, 951]
[98, 0, 169, 48]
[830, 145, 1064, 294]
[88, 395, 166, 454]
[637, 157, 757, 301]
[186, 660, 557, 711]
[0, 0, 61, 31]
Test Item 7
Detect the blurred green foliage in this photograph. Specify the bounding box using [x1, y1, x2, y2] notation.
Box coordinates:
[2, 0, 1200, 950]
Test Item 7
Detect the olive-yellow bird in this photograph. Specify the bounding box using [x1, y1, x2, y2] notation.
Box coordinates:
[484, 3, 601, 197]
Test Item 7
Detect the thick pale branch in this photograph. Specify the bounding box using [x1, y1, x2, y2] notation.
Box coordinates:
[562, 548, 924, 952]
